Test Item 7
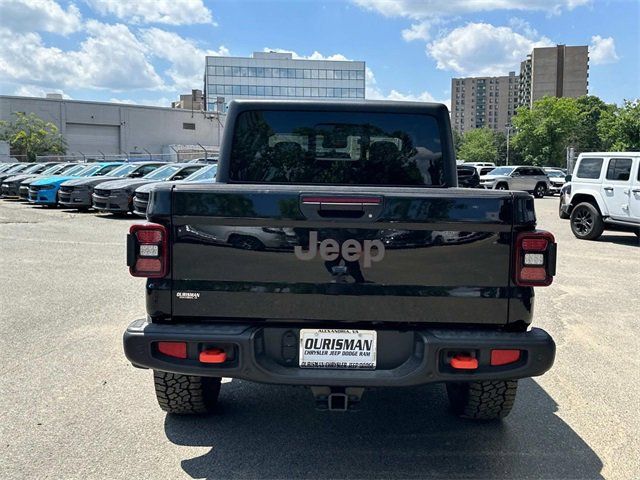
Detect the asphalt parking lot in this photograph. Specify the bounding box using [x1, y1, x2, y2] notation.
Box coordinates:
[0, 198, 638, 480]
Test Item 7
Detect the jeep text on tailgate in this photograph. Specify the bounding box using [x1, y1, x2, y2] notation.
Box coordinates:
[124, 100, 556, 419]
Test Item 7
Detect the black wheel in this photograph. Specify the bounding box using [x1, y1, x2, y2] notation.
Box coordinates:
[558, 197, 570, 219]
[495, 183, 509, 190]
[154, 371, 221, 414]
[230, 235, 265, 251]
[570, 202, 604, 240]
[447, 380, 518, 420]
[533, 183, 547, 198]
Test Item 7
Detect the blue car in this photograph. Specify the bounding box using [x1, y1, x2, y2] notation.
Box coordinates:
[28, 162, 123, 206]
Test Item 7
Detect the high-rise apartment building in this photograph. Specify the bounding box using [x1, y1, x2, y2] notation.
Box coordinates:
[204, 52, 366, 111]
[519, 45, 589, 107]
[452, 44, 588, 134]
[451, 71, 520, 133]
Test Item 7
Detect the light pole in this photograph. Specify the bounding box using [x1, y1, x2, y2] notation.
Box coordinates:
[505, 124, 513, 166]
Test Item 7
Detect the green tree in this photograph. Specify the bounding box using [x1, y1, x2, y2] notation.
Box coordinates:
[511, 96, 580, 167]
[0, 112, 66, 161]
[452, 129, 463, 156]
[575, 95, 616, 152]
[494, 131, 507, 165]
[457, 128, 498, 164]
[597, 99, 640, 151]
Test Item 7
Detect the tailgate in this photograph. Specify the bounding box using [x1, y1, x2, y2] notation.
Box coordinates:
[166, 184, 533, 326]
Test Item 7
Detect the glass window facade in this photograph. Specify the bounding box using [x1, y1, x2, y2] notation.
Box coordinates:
[205, 55, 366, 111]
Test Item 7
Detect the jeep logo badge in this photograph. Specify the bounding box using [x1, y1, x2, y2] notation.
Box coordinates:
[294, 231, 385, 267]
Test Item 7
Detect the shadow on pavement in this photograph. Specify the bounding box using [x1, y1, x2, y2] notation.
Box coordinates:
[595, 234, 639, 247]
[164, 379, 603, 479]
[93, 213, 136, 220]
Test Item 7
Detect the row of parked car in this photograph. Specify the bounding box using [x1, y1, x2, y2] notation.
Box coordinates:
[456, 161, 567, 197]
[0, 160, 217, 216]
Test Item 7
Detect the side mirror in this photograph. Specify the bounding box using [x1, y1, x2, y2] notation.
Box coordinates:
[128, 171, 142, 178]
[511, 171, 520, 177]
[565, 174, 572, 182]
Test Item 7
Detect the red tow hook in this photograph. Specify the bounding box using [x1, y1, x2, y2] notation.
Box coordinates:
[450, 354, 478, 370]
[199, 348, 227, 364]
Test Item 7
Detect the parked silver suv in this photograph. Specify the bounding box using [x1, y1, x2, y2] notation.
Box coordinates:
[480, 166, 550, 198]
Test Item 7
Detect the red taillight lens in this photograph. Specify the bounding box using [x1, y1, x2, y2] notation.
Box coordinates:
[515, 231, 556, 286]
[491, 349, 521, 366]
[520, 266, 547, 281]
[521, 238, 548, 251]
[128, 223, 168, 278]
[136, 230, 162, 243]
[157, 341, 187, 359]
[135, 258, 162, 273]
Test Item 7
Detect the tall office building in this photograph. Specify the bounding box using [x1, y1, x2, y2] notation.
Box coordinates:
[519, 45, 589, 107]
[451, 71, 520, 133]
[204, 52, 366, 111]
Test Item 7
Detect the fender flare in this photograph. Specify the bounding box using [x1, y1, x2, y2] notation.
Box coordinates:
[569, 189, 609, 216]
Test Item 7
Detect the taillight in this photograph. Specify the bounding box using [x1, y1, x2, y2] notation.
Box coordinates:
[127, 223, 168, 278]
[514, 230, 557, 286]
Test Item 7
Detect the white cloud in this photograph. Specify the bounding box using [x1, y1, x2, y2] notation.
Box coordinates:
[108, 98, 138, 105]
[262, 48, 351, 61]
[108, 97, 173, 107]
[402, 22, 432, 42]
[365, 67, 448, 107]
[508, 17, 539, 38]
[14, 85, 71, 99]
[85, 0, 215, 25]
[589, 35, 619, 65]
[0, 0, 82, 35]
[427, 22, 552, 76]
[0, 23, 163, 91]
[353, 0, 590, 18]
[142, 28, 229, 90]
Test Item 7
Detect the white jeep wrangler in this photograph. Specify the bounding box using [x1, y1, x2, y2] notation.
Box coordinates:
[560, 152, 640, 240]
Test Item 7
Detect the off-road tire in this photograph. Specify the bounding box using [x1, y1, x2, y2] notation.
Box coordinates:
[570, 202, 604, 240]
[533, 183, 547, 198]
[154, 371, 221, 414]
[446, 380, 518, 420]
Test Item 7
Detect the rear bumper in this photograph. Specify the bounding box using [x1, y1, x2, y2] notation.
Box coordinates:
[123, 320, 555, 387]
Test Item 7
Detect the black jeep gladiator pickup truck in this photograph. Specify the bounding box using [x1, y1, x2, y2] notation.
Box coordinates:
[124, 100, 556, 419]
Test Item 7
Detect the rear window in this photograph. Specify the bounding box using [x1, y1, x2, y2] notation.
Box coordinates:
[576, 158, 603, 179]
[229, 110, 444, 186]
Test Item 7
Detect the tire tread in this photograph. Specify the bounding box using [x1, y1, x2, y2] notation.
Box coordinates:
[153, 371, 221, 415]
[447, 380, 518, 420]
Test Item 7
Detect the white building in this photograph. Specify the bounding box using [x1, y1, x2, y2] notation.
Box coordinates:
[0, 95, 225, 158]
[204, 51, 366, 111]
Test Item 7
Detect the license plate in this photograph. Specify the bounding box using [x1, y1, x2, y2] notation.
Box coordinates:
[299, 329, 377, 369]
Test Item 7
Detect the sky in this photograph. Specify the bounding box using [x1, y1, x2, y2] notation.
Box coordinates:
[0, 0, 638, 109]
